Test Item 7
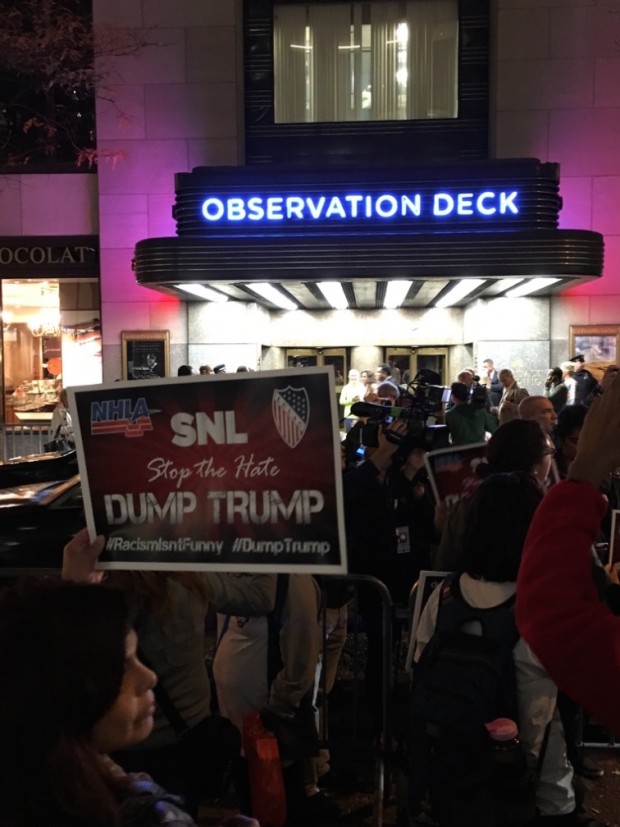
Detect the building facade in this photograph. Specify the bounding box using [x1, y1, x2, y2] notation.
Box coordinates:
[0, 0, 618, 421]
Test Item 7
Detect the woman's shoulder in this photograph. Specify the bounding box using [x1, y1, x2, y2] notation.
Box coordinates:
[119, 777, 196, 826]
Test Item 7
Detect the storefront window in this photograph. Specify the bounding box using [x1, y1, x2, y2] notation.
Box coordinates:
[1, 279, 102, 425]
[273, 0, 458, 123]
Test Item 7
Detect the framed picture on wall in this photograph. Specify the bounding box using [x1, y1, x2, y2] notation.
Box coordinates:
[569, 325, 620, 379]
[121, 330, 170, 380]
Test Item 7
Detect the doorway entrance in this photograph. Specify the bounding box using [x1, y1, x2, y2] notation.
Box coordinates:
[385, 347, 449, 386]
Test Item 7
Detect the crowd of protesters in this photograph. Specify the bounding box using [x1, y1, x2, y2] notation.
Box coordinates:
[1, 354, 619, 827]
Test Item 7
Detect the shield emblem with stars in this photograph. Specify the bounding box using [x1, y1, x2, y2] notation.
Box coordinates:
[272, 385, 310, 448]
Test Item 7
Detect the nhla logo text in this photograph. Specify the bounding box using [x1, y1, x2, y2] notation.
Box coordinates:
[90, 397, 155, 438]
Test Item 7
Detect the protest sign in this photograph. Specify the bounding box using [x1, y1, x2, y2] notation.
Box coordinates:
[68, 368, 346, 573]
[424, 442, 487, 506]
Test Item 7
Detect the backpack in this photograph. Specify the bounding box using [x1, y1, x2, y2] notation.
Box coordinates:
[408, 573, 536, 827]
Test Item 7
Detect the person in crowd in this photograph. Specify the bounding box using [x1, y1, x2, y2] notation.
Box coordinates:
[344, 417, 436, 734]
[199, 364, 214, 375]
[339, 369, 366, 432]
[236, 365, 252, 372]
[413, 473, 602, 826]
[561, 362, 578, 406]
[213, 364, 227, 374]
[444, 370, 475, 413]
[496, 368, 529, 424]
[544, 367, 568, 414]
[434, 419, 553, 571]
[62, 529, 276, 819]
[516, 368, 620, 739]
[375, 379, 401, 405]
[387, 358, 402, 384]
[304, 577, 351, 808]
[49, 386, 74, 447]
[0, 578, 254, 827]
[444, 381, 497, 445]
[360, 369, 379, 401]
[481, 358, 503, 407]
[213, 574, 324, 826]
[569, 355, 598, 406]
[519, 395, 558, 436]
[554, 405, 588, 479]
[377, 363, 398, 386]
[177, 365, 194, 376]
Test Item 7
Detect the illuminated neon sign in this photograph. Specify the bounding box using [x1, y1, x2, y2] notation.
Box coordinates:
[200, 191, 520, 223]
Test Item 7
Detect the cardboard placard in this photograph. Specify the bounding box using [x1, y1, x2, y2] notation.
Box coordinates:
[69, 368, 346, 573]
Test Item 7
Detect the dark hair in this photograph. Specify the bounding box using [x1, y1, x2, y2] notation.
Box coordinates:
[460, 472, 543, 582]
[549, 366, 563, 382]
[378, 363, 392, 375]
[556, 403, 588, 440]
[0, 581, 130, 825]
[177, 364, 193, 376]
[450, 381, 469, 403]
[483, 419, 548, 475]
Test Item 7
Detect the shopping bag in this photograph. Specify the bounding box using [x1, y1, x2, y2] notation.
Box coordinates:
[242, 710, 287, 827]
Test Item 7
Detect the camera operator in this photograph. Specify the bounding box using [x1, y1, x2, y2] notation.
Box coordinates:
[445, 381, 497, 445]
[343, 414, 436, 735]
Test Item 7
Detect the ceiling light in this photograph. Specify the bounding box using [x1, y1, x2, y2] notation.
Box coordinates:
[317, 282, 349, 310]
[435, 278, 486, 308]
[504, 278, 560, 298]
[246, 283, 298, 311]
[384, 280, 411, 309]
[176, 283, 228, 302]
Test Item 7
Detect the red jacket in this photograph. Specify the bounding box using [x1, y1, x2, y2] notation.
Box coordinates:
[516, 480, 620, 736]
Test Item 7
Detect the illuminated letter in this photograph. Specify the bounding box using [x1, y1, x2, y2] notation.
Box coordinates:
[457, 193, 474, 215]
[306, 197, 326, 219]
[344, 195, 363, 217]
[401, 195, 421, 216]
[325, 196, 347, 218]
[286, 196, 305, 219]
[500, 191, 519, 215]
[202, 198, 225, 221]
[266, 197, 284, 220]
[247, 197, 265, 220]
[476, 192, 496, 215]
[364, 196, 373, 217]
[433, 193, 454, 216]
[227, 198, 246, 220]
[375, 195, 398, 218]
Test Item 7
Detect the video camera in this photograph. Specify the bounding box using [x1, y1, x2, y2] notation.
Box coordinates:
[349, 369, 450, 455]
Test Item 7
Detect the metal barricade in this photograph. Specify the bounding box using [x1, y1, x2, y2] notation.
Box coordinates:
[1, 423, 50, 461]
[316, 574, 395, 827]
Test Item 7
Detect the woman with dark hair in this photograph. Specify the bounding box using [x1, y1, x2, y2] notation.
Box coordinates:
[484, 418, 554, 482]
[0, 578, 260, 827]
[0, 579, 183, 827]
[434, 419, 554, 570]
[459, 471, 544, 582]
[62, 530, 273, 820]
[412, 473, 593, 824]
